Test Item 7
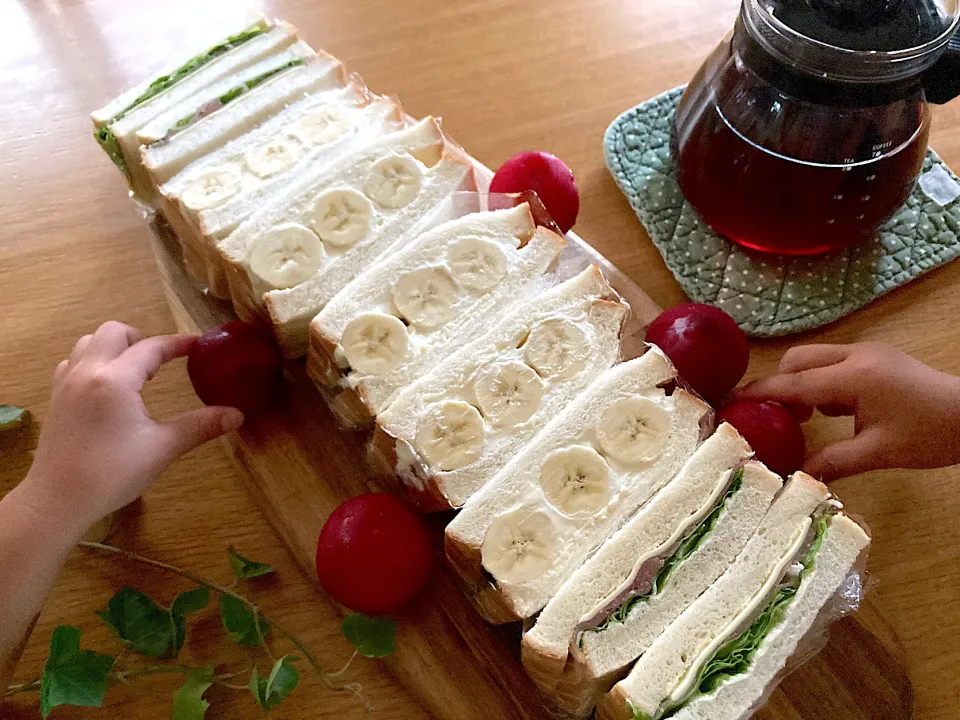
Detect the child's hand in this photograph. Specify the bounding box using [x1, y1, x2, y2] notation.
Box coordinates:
[734, 343, 960, 481]
[20, 322, 244, 535]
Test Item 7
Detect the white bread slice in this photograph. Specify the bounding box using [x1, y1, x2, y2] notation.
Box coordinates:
[597, 473, 831, 720]
[136, 41, 315, 145]
[159, 83, 402, 296]
[372, 265, 627, 516]
[307, 204, 566, 422]
[252, 120, 476, 356]
[91, 15, 272, 127]
[141, 53, 345, 191]
[668, 515, 869, 720]
[445, 349, 712, 624]
[110, 22, 300, 200]
[520, 424, 761, 695]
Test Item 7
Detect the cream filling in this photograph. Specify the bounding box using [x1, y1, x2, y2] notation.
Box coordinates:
[394, 437, 429, 491]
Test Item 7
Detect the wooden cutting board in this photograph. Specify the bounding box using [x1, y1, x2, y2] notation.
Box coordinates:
[148, 217, 912, 720]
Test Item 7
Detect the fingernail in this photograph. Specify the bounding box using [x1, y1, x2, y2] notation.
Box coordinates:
[222, 409, 245, 433]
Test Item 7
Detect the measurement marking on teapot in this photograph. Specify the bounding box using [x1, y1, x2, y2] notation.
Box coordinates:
[716, 106, 926, 169]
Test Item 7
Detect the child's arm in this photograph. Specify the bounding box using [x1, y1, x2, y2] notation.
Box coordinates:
[0, 322, 244, 673]
[735, 342, 960, 481]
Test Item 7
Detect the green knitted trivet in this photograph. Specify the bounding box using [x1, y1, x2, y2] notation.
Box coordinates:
[604, 86, 960, 336]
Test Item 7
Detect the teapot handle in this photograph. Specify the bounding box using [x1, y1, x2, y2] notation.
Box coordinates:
[922, 33, 960, 104]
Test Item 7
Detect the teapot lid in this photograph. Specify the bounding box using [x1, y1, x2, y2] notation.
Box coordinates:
[747, 0, 959, 82]
[765, 0, 955, 51]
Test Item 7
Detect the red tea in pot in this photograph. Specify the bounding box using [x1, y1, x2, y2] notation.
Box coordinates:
[672, 0, 958, 256]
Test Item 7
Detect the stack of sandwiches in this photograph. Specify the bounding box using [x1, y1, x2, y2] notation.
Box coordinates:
[94, 16, 871, 719]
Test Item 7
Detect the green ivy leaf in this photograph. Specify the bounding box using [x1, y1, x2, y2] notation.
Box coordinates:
[227, 547, 275, 580]
[97, 587, 176, 658]
[0, 405, 27, 431]
[96, 586, 207, 659]
[171, 587, 211, 615]
[39, 626, 114, 719]
[248, 665, 262, 708]
[249, 655, 299, 711]
[219, 594, 270, 647]
[170, 587, 211, 657]
[171, 665, 215, 720]
[341, 614, 396, 658]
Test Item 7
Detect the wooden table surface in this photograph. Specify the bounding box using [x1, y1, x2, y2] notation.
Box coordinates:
[2, 0, 959, 718]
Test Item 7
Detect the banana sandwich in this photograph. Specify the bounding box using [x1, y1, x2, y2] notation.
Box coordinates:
[141, 55, 348, 206]
[307, 203, 566, 426]
[159, 81, 404, 295]
[371, 266, 628, 515]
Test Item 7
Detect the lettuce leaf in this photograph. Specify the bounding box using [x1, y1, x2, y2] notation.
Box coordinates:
[581, 469, 745, 643]
[94, 126, 129, 178]
[659, 515, 832, 719]
[165, 58, 304, 137]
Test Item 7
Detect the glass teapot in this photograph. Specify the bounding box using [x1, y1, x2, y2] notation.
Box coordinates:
[673, 0, 960, 256]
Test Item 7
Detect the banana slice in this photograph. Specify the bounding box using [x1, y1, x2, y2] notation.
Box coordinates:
[288, 107, 353, 146]
[244, 137, 303, 178]
[523, 318, 589, 379]
[596, 396, 670, 465]
[310, 188, 373, 249]
[414, 400, 485, 471]
[365, 153, 422, 208]
[340, 312, 409, 375]
[482, 508, 558, 585]
[248, 223, 325, 289]
[472, 360, 544, 427]
[539, 445, 611, 515]
[180, 165, 243, 210]
[447, 237, 508, 292]
[391, 267, 459, 329]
